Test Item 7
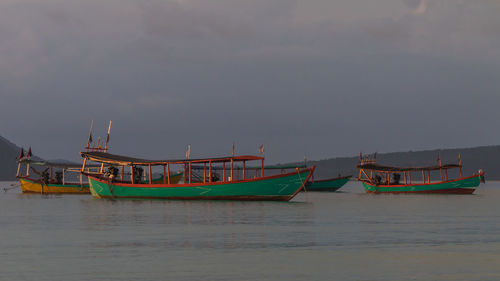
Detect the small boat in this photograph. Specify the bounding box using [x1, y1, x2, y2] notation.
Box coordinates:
[16, 159, 95, 194]
[80, 151, 314, 201]
[357, 153, 484, 194]
[305, 175, 351, 191]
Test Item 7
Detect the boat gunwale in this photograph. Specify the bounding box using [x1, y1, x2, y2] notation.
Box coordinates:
[18, 176, 89, 187]
[86, 167, 315, 189]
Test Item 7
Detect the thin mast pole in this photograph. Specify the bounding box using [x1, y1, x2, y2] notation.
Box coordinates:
[261, 159, 264, 177]
[189, 162, 192, 184]
[86, 120, 94, 152]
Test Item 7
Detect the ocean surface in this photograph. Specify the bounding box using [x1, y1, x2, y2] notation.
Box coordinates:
[1, 181, 499, 281]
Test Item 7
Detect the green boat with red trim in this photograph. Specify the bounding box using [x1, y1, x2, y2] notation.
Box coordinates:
[81, 151, 314, 201]
[357, 153, 484, 194]
[305, 175, 351, 191]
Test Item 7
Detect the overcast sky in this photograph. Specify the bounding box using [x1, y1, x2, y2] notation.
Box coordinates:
[1, 0, 499, 163]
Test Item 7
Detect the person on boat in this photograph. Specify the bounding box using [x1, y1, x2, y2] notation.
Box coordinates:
[54, 171, 63, 184]
[105, 166, 119, 180]
[133, 166, 143, 183]
[374, 175, 382, 185]
[40, 169, 50, 185]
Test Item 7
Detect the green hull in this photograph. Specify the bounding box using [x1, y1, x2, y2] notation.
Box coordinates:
[362, 175, 481, 194]
[305, 176, 351, 191]
[88, 168, 313, 201]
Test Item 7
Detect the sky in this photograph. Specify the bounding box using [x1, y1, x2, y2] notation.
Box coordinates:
[0, 0, 499, 163]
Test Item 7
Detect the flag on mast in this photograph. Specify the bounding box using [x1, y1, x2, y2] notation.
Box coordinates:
[258, 144, 264, 155]
[18, 148, 25, 160]
[27, 147, 32, 159]
[185, 145, 191, 159]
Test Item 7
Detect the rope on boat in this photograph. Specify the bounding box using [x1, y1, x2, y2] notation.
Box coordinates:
[3, 183, 19, 192]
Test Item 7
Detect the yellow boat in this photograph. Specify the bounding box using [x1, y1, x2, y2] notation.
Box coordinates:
[19, 177, 90, 194]
[16, 159, 96, 194]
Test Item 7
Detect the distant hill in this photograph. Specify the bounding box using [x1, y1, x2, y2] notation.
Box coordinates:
[298, 146, 500, 180]
[0, 135, 25, 180]
[0, 135, 45, 180]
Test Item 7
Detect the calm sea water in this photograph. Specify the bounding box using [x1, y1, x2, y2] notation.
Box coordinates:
[1, 181, 499, 281]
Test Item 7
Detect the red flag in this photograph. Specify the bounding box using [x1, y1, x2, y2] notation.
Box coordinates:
[27, 147, 32, 158]
[18, 148, 25, 159]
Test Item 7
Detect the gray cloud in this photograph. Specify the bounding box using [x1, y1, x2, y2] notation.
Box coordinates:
[0, 0, 499, 163]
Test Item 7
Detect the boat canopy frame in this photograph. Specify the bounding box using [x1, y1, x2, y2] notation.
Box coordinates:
[357, 152, 464, 185]
[80, 151, 267, 185]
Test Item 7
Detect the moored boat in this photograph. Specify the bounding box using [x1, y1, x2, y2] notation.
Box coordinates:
[81, 151, 314, 201]
[357, 153, 484, 194]
[306, 175, 351, 191]
[17, 159, 96, 194]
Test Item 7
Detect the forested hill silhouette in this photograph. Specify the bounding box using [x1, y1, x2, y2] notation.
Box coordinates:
[300, 146, 500, 181]
[1, 134, 499, 180]
[0, 135, 25, 180]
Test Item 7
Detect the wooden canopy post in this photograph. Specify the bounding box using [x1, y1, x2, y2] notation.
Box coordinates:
[409, 171, 412, 184]
[261, 159, 264, 177]
[445, 169, 448, 181]
[459, 153, 463, 178]
[422, 170, 425, 184]
[81, 158, 87, 173]
[121, 166, 124, 181]
[184, 164, 187, 184]
[62, 169, 65, 185]
[209, 160, 212, 183]
[131, 166, 134, 184]
[16, 162, 21, 177]
[167, 163, 171, 184]
[230, 159, 234, 181]
[428, 170, 431, 183]
[204, 162, 207, 183]
[242, 161, 246, 180]
[404, 172, 407, 185]
[189, 162, 192, 184]
[148, 164, 152, 184]
[440, 168, 443, 181]
[163, 165, 167, 184]
[222, 162, 226, 182]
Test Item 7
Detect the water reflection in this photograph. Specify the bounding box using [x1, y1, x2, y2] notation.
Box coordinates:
[80, 199, 316, 250]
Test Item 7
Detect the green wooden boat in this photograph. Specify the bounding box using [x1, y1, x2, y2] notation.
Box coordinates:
[305, 175, 351, 191]
[357, 152, 484, 194]
[81, 151, 314, 201]
[361, 175, 481, 194]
